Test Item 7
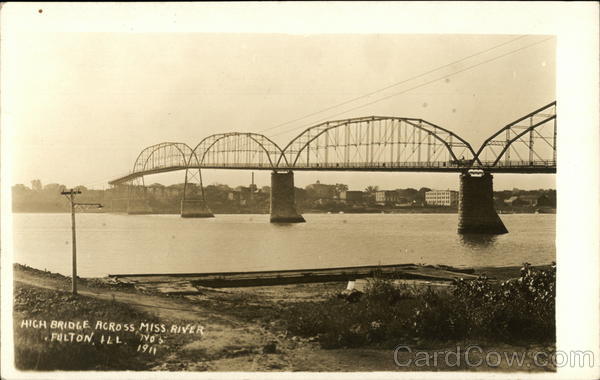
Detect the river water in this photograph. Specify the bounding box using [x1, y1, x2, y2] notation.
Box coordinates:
[11, 213, 555, 277]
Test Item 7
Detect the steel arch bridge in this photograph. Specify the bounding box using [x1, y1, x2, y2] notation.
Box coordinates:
[472, 101, 556, 172]
[122, 142, 198, 210]
[111, 133, 288, 206]
[109, 101, 556, 188]
[187, 132, 288, 170]
[131, 142, 197, 183]
[278, 116, 478, 172]
[182, 132, 287, 200]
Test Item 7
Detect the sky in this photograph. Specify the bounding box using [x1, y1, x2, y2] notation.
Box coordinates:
[5, 32, 555, 191]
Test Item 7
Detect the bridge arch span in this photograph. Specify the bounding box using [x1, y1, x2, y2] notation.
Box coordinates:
[187, 132, 288, 169]
[131, 142, 197, 183]
[473, 101, 556, 170]
[181, 133, 288, 216]
[278, 116, 478, 170]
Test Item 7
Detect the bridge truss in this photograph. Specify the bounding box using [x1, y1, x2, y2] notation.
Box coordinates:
[279, 116, 478, 171]
[183, 132, 286, 198]
[108, 102, 557, 208]
[187, 132, 287, 169]
[127, 142, 199, 210]
[473, 101, 556, 172]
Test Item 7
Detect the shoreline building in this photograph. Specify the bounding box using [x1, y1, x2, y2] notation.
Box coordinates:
[340, 190, 364, 204]
[425, 189, 458, 207]
[375, 190, 400, 205]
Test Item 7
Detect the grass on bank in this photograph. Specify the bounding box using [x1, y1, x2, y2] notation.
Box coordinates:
[282, 263, 556, 349]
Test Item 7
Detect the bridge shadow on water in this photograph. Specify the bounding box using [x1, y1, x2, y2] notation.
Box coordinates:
[458, 234, 499, 248]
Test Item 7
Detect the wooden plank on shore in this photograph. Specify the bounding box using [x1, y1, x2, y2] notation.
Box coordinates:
[108, 263, 417, 280]
[399, 268, 478, 281]
[109, 263, 477, 288]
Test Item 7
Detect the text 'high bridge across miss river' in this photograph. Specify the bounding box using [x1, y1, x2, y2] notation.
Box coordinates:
[109, 101, 556, 234]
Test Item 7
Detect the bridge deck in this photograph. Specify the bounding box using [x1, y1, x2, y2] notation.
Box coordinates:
[109, 162, 556, 185]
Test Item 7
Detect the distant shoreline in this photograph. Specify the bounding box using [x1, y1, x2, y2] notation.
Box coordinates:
[10, 208, 555, 215]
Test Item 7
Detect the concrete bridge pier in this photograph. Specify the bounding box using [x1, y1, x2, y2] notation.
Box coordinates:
[458, 171, 508, 234]
[270, 171, 305, 223]
[181, 199, 214, 218]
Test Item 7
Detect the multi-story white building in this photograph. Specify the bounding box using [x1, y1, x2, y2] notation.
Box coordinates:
[425, 190, 458, 206]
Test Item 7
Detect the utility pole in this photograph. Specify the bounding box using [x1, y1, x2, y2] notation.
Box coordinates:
[61, 189, 103, 295]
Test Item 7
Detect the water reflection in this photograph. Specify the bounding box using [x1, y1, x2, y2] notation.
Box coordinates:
[459, 234, 498, 248]
[271, 222, 297, 227]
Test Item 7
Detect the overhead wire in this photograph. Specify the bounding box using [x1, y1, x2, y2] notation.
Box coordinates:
[269, 36, 554, 139]
[258, 35, 529, 135]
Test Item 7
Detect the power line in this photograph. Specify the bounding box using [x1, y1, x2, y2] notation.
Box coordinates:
[271, 36, 554, 139]
[259, 35, 528, 134]
[61, 189, 103, 295]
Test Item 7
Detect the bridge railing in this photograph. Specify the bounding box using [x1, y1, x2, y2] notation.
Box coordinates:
[476, 159, 556, 168]
[187, 162, 278, 169]
[289, 160, 472, 169]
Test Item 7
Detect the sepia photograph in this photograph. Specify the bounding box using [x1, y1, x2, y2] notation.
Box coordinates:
[1, 2, 598, 379]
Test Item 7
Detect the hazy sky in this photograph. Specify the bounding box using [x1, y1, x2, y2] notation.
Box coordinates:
[6, 32, 555, 191]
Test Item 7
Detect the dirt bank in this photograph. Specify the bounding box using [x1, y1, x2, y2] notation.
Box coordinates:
[12, 264, 554, 372]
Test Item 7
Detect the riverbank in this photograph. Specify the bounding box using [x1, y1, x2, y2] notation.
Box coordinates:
[12, 263, 555, 372]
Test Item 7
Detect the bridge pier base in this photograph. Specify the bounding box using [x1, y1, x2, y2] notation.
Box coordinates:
[458, 171, 508, 234]
[270, 171, 305, 223]
[127, 199, 153, 215]
[181, 199, 214, 218]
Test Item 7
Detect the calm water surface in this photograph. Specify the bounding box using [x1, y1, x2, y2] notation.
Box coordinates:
[12, 213, 555, 277]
